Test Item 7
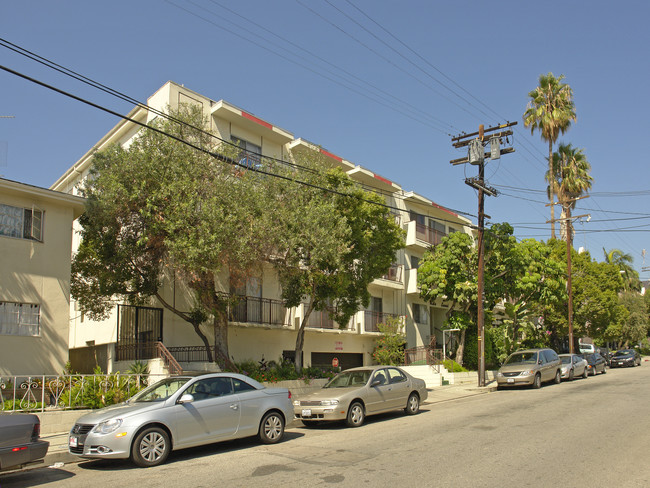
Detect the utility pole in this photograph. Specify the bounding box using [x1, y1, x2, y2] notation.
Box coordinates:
[451, 122, 516, 387]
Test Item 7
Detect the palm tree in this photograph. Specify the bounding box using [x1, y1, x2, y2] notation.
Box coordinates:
[603, 248, 641, 291]
[523, 73, 577, 239]
[546, 143, 592, 240]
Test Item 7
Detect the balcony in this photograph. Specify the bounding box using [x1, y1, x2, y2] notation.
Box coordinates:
[304, 308, 354, 331]
[405, 220, 446, 250]
[406, 267, 420, 295]
[229, 295, 290, 326]
[372, 264, 404, 289]
[362, 311, 400, 333]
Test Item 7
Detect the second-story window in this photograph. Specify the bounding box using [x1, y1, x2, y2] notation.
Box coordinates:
[231, 136, 262, 169]
[0, 203, 44, 242]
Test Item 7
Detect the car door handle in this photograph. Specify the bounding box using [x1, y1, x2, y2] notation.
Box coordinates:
[230, 404, 238, 410]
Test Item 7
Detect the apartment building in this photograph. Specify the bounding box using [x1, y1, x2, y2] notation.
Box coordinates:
[0, 178, 85, 375]
[52, 81, 473, 373]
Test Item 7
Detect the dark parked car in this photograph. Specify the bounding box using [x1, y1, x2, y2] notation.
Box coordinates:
[596, 347, 612, 365]
[609, 349, 641, 368]
[582, 353, 607, 376]
[0, 413, 49, 472]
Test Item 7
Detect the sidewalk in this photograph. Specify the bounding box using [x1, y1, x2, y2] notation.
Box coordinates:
[38, 382, 497, 468]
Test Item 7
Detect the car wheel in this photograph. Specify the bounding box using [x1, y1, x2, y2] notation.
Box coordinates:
[346, 402, 365, 427]
[259, 411, 284, 444]
[553, 370, 561, 384]
[533, 374, 541, 389]
[602, 366, 606, 374]
[405, 393, 420, 415]
[568, 369, 574, 381]
[591, 368, 596, 376]
[131, 426, 171, 468]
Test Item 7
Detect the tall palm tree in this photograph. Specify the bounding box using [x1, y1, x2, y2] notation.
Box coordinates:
[523, 73, 577, 239]
[546, 143, 593, 240]
[603, 248, 641, 291]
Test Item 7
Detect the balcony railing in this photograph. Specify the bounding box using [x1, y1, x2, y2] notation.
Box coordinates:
[363, 311, 399, 332]
[230, 295, 289, 326]
[381, 264, 403, 283]
[415, 222, 446, 246]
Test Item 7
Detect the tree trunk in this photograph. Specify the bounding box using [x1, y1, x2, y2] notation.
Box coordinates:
[549, 139, 556, 239]
[213, 312, 237, 371]
[192, 322, 214, 363]
[295, 299, 316, 373]
[456, 328, 466, 366]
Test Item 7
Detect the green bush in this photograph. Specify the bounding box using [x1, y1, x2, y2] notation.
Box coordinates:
[372, 317, 407, 365]
[442, 359, 468, 372]
[60, 366, 147, 409]
[231, 358, 337, 384]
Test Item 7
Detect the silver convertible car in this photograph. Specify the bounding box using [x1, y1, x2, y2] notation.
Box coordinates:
[293, 366, 428, 427]
[68, 373, 293, 467]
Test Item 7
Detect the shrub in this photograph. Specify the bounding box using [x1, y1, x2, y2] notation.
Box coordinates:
[372, 316, 406, 365]
[231, 358, 337, 384]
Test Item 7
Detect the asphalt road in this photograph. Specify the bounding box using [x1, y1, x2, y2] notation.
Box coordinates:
[2, 364, 649, 488]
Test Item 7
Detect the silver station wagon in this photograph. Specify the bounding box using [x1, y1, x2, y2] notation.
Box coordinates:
[294, 365, 428, 427]
[68, 373, 293, 467]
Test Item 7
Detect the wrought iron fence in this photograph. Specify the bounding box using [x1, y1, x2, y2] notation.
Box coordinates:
[363, 311, 399, 332]
[0, 373, 166, 413]
[230, 295, 289, 326]
[404, 346, 444, 373]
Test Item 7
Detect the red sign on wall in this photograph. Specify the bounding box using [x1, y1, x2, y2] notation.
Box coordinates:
[332, 357, 339, 368]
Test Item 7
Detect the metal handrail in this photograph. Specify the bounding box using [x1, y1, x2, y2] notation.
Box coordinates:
[155, 341, 183, 375]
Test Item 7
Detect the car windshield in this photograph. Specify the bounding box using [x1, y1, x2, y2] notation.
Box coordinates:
[504, 352, 537, 365]
[614, 350, 633, 357]
[129, 377, 191, 403]
[324, 370, 372, 388]
[560, 356, 572, 364]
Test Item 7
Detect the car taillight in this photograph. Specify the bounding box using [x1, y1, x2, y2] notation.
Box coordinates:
[32, 420, 41, 441]
[288, 390, 292, 400]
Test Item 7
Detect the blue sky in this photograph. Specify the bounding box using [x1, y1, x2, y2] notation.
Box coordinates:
[1, 1, 649, 277]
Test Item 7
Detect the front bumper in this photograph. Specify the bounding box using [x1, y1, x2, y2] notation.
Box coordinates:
[496, 375, 535, 387]
[294, 404, 348, 422]
[610, 358, 634, 367]
[68, 429, 132, 460]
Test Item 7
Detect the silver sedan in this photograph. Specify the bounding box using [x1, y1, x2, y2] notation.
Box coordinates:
[294, 366, 428, 428]
[559, 353, 589, 380]
[68, 373, 293, 467]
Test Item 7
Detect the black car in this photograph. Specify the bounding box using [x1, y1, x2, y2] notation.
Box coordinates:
[581, 353, 607, 376]
[596, 347, 612, 365]
[609, 349, 641, 368]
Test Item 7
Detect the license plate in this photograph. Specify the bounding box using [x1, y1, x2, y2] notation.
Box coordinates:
[618, 362, 623, 366]
[69, 436, 78, 448]
[301, 409, 312, 417]
[507, 378, 514, 383]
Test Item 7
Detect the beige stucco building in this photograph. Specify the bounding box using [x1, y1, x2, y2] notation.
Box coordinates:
[52, 81, 473, 374]
[0, 178, 85, 375]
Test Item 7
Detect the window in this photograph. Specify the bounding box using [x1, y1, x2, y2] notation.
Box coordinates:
[387, 368, 407, 384]
[410, 256, 420, 269]
[412, 304, 429, 325]
[0, 204, 43, 241]
[231, 136, 262, 169]
[0, 302, 41, 336]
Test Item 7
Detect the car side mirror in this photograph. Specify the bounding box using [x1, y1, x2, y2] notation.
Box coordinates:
[538, 360, 543, 365]
[178, 393, 194, 404]
[370, 379, 382, 387]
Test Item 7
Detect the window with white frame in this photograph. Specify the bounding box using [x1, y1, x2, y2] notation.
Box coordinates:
[412, 303, 429, 325]
[0, 204, 44, 241]
[0, 302, 41, 336]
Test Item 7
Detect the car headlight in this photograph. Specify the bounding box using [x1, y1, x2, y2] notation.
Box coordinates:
[519, 370, 534, 377]
[293, 400, 300, 406]
[320, 400, 339, 406]
[93, 419, 123, 435]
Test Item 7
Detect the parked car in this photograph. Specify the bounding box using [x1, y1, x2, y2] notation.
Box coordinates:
[582, 353, 607, 375]
[609, 349, 642, 368]
[596, 347, 612, 365]
[68, 373, 293, 467]
[0, 413, 49, 472]
[579, 343, 595, 354]
[558, 353, 589, 380]
[496, 348, 562, 389]
[293, 366, 428, 428]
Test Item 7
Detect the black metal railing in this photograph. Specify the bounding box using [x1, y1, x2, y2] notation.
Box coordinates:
[229, 295, 289, 326]
[404, 346, 444, 372]
[116, 342, 158, 361]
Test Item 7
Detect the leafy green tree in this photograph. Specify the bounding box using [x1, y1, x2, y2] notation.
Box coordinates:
[610, 292, 648, 348]
[72, 105, 277, 368]
[523, 73, 577, 239]
[372, 316, 407, 366]
[272, 160, 405, 372]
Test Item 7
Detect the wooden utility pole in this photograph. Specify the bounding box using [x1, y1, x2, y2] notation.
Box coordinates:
[451, 122, 516, 387]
